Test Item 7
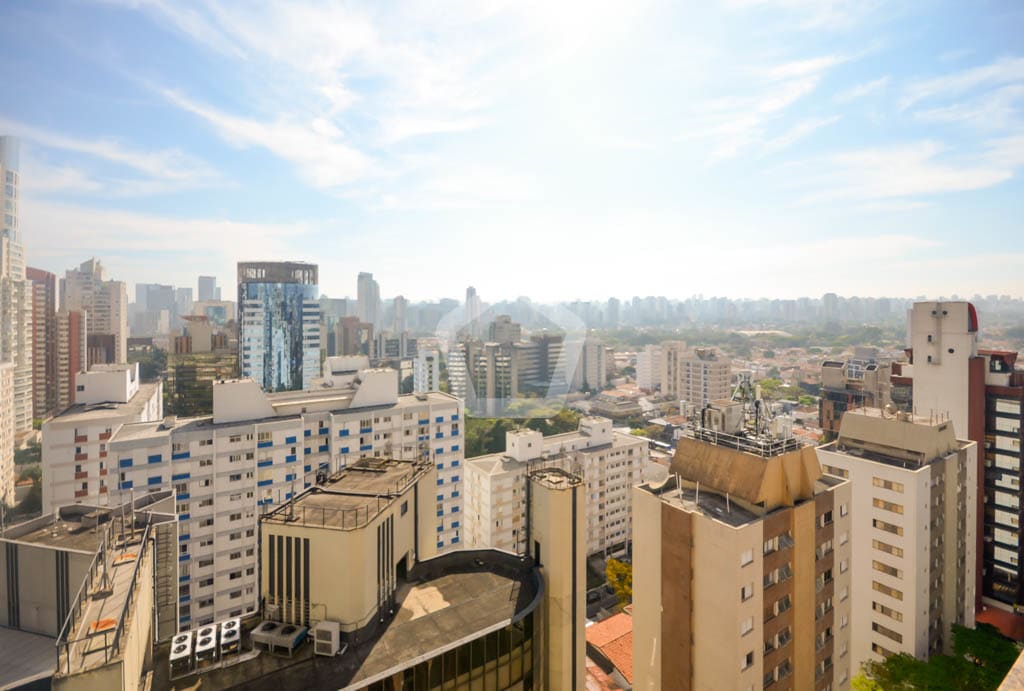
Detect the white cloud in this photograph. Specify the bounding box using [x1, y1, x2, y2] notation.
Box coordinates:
[0, 117, 220, 194]
[722, 0, 878, 30]
[21, 199, 316, 291]
[162, 90, 372, 189]
[799, 141, 1015, 203]
[900, 56, 1024, 110]
[914, 84, 1024, 130]
[833, 75, 890, 104]
[762, 115, 841, 155]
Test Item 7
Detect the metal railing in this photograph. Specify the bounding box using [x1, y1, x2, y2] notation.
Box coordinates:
[55, 525, 110, 674]
[56, 524, 152, 676]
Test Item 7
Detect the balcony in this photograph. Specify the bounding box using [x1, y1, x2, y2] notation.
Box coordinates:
[74, 471, 88, 480]
[75, 453, 88, 462]
[74, 434, 88, 443]
[74, 489, 88, 498]
[99, 431, 112, 441]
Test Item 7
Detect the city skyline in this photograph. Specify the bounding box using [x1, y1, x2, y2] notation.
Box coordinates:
[0, 1, 1022, 300]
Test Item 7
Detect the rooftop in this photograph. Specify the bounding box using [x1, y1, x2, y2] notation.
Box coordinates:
[154, 550, 540, 691]
[825, 407, 970, 471]
[650, 478, 763, 528]
[262, 459, 430, 531]
[50, 381, 161, 424]
[586, 612, 634, 685]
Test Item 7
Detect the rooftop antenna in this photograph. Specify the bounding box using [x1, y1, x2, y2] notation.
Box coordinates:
[726, 492, 731, 514]
[695, 480, 700, 506]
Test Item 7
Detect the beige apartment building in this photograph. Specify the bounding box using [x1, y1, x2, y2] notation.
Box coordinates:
[816, 408, 977, 674]
[633, 428, 852, 690]
[147, 459, 586, 690]
[60, 258, 128, 365]
[660, 342, 732, 407]
[463, 416, 647, 556]
[1, 361, 14, 506]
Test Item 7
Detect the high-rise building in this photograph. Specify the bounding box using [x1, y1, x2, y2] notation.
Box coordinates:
[816, 408, 976, 673]
[606, 297, 621, 328]
[898, 301, 1024, 614]
[0, 136, 33, 442]
[572, 336, 608, 391]
[334, 315, 373, 357]
[197, 275, 217, 302]
[466, 285, 482, 334]
[27, 267, 58, 420]
[392, 294, 407, 333]
[464, 417, 647, 556]
[637, 344, 662, 391]
[237, 261, 320, 392]
[175, 286, 193, 319]
[632, 406, 853, 690]
[660, 342, 732, 407]
[414, 348, 440, 393]
[0, 362, 13, 506]
[356, 271, 381, 329]
[55, 309, 87, 412]
[488, 314, 522, 344]
[61, 258, 128, 364]
[819, 348, 893, 439]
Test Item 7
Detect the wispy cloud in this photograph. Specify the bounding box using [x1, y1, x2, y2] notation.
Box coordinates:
[762, 115, 841, 155]
[162, 89, 373, 189]
[799, 140, 1016, 203]
[833, 75, 890, 103]
[722, 0, 879, 30]
[900, 56, 1024, 110]
[681, 54, 846, 162]
[914, 84, 1024, 130]
[0, 117, 221, 195]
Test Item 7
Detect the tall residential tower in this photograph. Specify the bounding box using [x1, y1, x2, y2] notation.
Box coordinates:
[237, 262, 320, 392]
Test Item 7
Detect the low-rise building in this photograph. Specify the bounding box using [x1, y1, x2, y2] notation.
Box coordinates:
[464, 416, 647, 556]
[816, 408, 977, 672]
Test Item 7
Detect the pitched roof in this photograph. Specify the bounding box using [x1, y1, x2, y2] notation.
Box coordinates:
[586, 613, 634, 684]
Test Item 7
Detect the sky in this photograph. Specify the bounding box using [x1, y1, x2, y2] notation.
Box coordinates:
[2, 0, 1023, 303]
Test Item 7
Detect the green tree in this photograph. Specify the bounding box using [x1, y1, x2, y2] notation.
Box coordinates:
[861, 624, 1019, 691]
[606, 558, 633, 606]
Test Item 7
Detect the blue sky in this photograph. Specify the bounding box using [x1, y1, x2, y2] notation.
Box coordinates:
[2, 0, 1023, 302]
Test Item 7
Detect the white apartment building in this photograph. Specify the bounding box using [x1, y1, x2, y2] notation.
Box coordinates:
[464, 416, 647, 556]
[42, 363, 164, 509]
[636, 344, 661, 391]
[61, 258, 128, 364]
[660, 342, 732, 407]
[0, 362, 13, 506]
[817, 408, 977, 673]
[0, 136, 32, 442]
[415, 348, 440, 393]
[43, 362, 464, 629]
[572, 337, 608, 391]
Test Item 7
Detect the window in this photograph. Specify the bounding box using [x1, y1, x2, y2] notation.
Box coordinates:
[401, 501, 408, 516]
[257, 432, 272, 442]
[742, 651, 754, 670]
[840, 502, 848, 517]
[873, 477, 905, 493]
[230, 551, 242, 560]
[230, 512, 242, 521]
[872, 642, 896, 657]
[741, 616, 753, 636]
[839, 559, 848, 573]
[872, 621, 903, 643]
[873, 518, 903, 536]
[872, 581, 903, 601]
[199, 459, 213, 467]
[873, 601, 903, 622]
[199, 518, 213, 528]
[229, 473, 242, 482]
[872, 498, 904, 514]
[229, 434, 242, 443]
[873, 539, 903, 558]
[740, 548, 754, 566]
[873, 560, 902, 578]
[818, 510, 833, 527]
[741, 583, 754, 601]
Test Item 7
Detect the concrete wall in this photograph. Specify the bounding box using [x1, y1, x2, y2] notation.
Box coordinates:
[631, 486, 663, 691]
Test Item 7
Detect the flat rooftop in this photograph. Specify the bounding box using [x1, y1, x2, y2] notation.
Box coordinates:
[9, 517, 108, 553]
[154, 550, 540, 691]
[641, 479, 761, 528]
[262, 459, 429, 530]
[51, 382, 161, 423]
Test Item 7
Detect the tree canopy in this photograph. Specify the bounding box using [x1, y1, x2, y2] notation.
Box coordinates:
[858, 624, 1020, 691]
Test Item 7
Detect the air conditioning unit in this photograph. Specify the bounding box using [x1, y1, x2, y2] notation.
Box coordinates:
[314, 620, 342, 656]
